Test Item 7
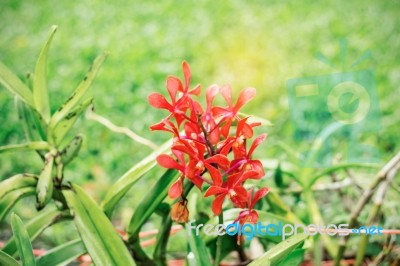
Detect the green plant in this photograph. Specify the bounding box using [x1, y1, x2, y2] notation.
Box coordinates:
[0, 26, 306, 266]
[1, 25, 398, 266]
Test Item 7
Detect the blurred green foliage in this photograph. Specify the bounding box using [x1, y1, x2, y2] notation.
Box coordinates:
[1, 0, 399, 176]
[0, 1, 399, 262]
[0, 0, 399, 218]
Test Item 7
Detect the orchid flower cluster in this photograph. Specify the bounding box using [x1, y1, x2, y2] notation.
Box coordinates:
[148, 62, 269, 226]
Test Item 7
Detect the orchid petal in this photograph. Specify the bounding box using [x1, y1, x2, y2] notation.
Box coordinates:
[250, 187, 270, 209]
[156, 154, 182, 170]
[220, 85, 233, 107]
[168, 179, 183, 199]
[211, 194, 226, 215]
[248, 133, 267, 158]
[148, 93, 173, 110]
[182, 61, 191, 91]
[234, 87, 256, 113]
[204, 185, 227, 197]
[205, 154, 230, 169]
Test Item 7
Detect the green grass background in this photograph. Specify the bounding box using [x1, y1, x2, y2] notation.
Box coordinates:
[1, 0, 398, 179]
[0, 0, 399, 259]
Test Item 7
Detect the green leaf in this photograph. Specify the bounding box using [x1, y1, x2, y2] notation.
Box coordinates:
[127, 169, 178, 236]
[15, 97, 47, 142]
[63, 184, 135, 266]
[299, 122, 344, 185]
[276, 248, 305, 266]
[0, 250, 19, 266]
[36, 153, 54, 209]
[101, 139, 172, 216]
[274, 163, 284, 188]
[0, 142, 50, 154]
[36, 239, 86, 266]
[265, 192, 303, 224]
[153, 212, 173, 265]
[33, 25, 57, 122]
[48, 52, 108, 143]
[0, 60, 34, 107]
[10, 213, 36, 266]
[187, 221, 212, 266]
[0, 187, 36, 222]
[51, 98, 92, 145]
[3, 208, 62, 257]
[307, 162, 379, 188]
[60, 135, 83, 166]
[249, 234, 307, 266]
[0, 174, 37, 201]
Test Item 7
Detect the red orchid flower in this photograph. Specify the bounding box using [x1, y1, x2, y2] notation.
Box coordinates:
[235, 187, 269, 225]
[149, 61, 269, 226]
[156, 151, 188, 198]
[167, 61, 201, 97]
[212, 85, 256, 137]
[185, 142, 229, 186]
[204, 170, 259, 215]
[218, 117, 258, 157]
[230, 133, 267, 179]
[148, 62, 201, 127]
[204, 183, 247, 216]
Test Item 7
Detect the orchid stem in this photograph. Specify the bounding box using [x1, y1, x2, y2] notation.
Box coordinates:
[214, 212, 224, 266]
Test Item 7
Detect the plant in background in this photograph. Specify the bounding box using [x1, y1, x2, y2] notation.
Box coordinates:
[0, 26, 135, 265]
[0, 26, 310, 266]
[148, 62, 269, 229]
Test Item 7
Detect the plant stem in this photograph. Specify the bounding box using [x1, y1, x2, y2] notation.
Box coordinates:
[303, 189, 336, 258]
[355, 162, 399, 266]
[313, 235, 322, 266]
[153, 214, 173, 266]
[214, 212, 224, 266]
[334, 151, 400, 266]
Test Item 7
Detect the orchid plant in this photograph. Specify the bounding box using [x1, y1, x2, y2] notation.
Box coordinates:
[148, 62, 269, 228]
[0, 27, 311, 266]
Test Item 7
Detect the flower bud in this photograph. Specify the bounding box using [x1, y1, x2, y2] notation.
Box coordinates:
[171, 200, 189, 223]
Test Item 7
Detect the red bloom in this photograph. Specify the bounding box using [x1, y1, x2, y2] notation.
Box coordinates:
[212, 85, 256, 137]
[229, 134, 267, 179]
[204, 170, 260, 215]
[148, 61, 269, 230]
[235, 187, 269, 225]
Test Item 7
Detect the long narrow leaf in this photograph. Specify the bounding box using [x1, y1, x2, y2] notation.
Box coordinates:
[187, 221, 212, 266]
[51, 98, 92, 145]
[36, 153, 54, 209]
[11, 213, 36, 266]
[0, 250, 19, 266]
[0, 142, 50, 154]
[60, 135, 83, 166]
[0, 61, 34, 106]
[36, 239, 86, 266]
[3, 208, 62, 257]
[0, 174, 37, 201]
[102, 139, 172, 216]
[48, 53, 108, 141]
[15, 97, 47, 142]
[63, 184, 135, 266]
[33, 25, 57, 122]
[127, 169, 178, 236]
[249, 234, 308, 266]
[0, 187, 36, 222]
[307, 162, 379, 187]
